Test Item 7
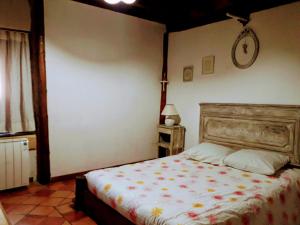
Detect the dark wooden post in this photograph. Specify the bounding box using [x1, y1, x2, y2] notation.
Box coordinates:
[29, 0, 51, 184]
[74, 176, 88, 210]
[159, 32, 169, 124]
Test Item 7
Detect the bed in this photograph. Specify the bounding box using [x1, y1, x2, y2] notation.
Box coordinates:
[75, 103, 300, 225]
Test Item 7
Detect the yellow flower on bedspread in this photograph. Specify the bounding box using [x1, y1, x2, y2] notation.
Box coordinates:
[229, 197, 237, 202]
[152, 208, 163, 217]
[193, 203, 204, 208]
[136, 181, 144, 185]
[103, 184, 112, 193]
[237, 185, 246, 189]
[242, 173, 251, 178]
[117, 196, 123, 205]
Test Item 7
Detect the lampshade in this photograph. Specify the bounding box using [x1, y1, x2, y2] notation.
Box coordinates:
[161, 104, 178, 116]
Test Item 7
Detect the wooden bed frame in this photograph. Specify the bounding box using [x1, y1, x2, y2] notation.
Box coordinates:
[75, 103, 300, 225]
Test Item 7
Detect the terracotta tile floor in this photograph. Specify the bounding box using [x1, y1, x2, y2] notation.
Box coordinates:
[0, 180, 97, 225]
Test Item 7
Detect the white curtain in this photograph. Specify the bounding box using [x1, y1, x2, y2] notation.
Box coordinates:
[0, 30, 35, 133]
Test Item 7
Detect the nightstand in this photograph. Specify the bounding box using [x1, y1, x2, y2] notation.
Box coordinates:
[158, 125, 185, 157]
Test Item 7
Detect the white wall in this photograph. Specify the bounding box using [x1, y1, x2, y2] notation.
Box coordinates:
[0, 0, 31, 31]
[44, 0, 165, 177]
[168, 2, 300, 149]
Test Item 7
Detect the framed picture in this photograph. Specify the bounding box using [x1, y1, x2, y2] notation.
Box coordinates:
[202, 55, 215, 74]
[183, 66, 193, 82]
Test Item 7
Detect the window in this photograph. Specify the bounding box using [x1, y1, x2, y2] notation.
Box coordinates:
[0, 29, 35, 134]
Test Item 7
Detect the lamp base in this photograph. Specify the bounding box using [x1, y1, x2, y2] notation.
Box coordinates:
[167, 115, 181, 125]
[165, 118, 175, 126]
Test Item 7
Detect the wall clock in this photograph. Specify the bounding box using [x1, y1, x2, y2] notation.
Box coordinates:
[231, 28, 259, 69]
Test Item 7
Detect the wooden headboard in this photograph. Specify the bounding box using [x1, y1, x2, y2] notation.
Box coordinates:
[199, 103, 300, 165]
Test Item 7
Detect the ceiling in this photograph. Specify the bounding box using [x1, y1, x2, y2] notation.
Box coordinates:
[73, 0, 298, 32]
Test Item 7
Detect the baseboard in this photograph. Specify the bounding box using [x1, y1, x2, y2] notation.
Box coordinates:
[51, 171, 88, 183]
[51, 157, 156, 183]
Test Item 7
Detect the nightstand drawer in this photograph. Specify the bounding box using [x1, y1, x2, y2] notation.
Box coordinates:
[158, 127, 172, 134]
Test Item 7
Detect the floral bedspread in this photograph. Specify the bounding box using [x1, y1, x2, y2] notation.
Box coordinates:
[85, 154, 300, 225]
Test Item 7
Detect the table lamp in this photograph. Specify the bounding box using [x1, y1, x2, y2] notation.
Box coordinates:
[161, 104, 180, 126]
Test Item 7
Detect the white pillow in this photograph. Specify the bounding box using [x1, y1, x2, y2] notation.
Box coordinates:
[224, 149, 290, 175]
[184, 142, 234, 165]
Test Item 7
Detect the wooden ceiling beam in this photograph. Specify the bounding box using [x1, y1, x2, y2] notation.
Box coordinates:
[72, 0, 166, 24]
[72, 0, 298, 32]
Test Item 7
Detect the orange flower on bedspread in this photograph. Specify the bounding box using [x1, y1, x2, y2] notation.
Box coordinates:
[234, 191, 244, 196]
[254, 194, 263, 200]
[109, 198, 117, 209]
[251, 205, 261, 215]
[208, 179, 216, 183]
[213, 195, 223, 200]
[252, 179, 261, 183]
[187, 211, 199, 220]
[219, 171, 227, 175]
[128, 186, 136, 190]
[208, 214, 217, 224]
[179, 184, 188, 189]
[128, 208, 137, 222]
[91, 186, 97, 195]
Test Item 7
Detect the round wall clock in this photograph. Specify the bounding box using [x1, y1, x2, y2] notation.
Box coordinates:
[231, 27, 259, 69]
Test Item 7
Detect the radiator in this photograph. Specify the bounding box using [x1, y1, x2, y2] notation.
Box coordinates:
[0, 138, 30, 191]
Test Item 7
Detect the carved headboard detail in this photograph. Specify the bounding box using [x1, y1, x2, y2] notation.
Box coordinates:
[199, 103, 300, 165]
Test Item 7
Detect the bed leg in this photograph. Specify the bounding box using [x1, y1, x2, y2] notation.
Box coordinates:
[74, 176, 87, 210]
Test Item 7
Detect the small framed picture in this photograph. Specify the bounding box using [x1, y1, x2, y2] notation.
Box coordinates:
[202, 55, 215, 75]
[183, 66, 193, 82]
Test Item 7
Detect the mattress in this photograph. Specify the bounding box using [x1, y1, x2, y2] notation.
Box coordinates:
[86, 154, 300, 225]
